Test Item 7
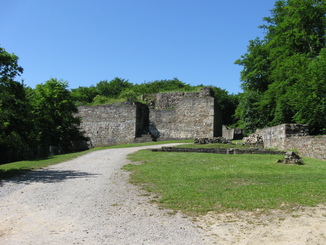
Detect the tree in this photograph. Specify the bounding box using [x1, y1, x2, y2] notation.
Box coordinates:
[96, 77, 132, 98]
[0, 47, 23, 79]
[288, 48, 326, 134]
[71, 85, 98, 106]
[119, 88, 140, 101]
[133, 78, 193, 94]
[32, 78, 85, 152]
[211, 87, 239, 126]
[235, 0, 326, 134]
[235, 38, 271, 93]
[0, 47, 34, 163]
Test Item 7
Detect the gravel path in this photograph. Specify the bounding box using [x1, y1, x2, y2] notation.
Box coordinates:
[0, 144, 212, 245]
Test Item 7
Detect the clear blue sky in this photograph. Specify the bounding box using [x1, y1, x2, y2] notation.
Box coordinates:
[1, 0, 277, 94]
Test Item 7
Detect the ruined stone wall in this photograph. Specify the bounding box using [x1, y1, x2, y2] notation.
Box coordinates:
[283, 136, 326, 160]
[149, 96, 218, 140]
[255, 124, 326, 160]
[256, 124, 308, 149]
[222, 126, 244, 140]
[148, 88, 221, 140]
[76, 87, 222, 146]
[152, 146, 285, 155]
[141, 87, 214, 110]
[77, 101, 146, 147]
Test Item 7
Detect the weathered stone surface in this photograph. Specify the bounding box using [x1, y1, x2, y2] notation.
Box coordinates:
[277, 151, 304, 165]
[152, 147, 284, 155]
[141, 87, 214, 110]
[77, 101, 149, 146]
[253, 124, 326, 161]
[76, 87, 222, 147]
[256, 124, 309, 149]
[148, 88, 222, 140]
[222, 126, 244, 140]
[194, 137, 231, 144]
[243, 133, 264, 147]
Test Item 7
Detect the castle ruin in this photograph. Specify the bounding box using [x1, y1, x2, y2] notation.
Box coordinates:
[77, 87, 222, 147]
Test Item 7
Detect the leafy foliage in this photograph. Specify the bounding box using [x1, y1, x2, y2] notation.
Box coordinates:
[70, 85, 98, 106]
[0, 46, 88, 163]
[235, 0, 326, 134]
[0, 47, 23, 79]
[0, 47, 34, 163]
[96, 77, 132, 98]
[132, 78, 195, 95]
[211, 87, 239, 126]
[31, 78, 85, 151]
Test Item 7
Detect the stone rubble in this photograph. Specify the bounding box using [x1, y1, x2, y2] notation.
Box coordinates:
[194, 137, 231, 144]
[242, 133, 264, 147]
[277, 151, 304, 165]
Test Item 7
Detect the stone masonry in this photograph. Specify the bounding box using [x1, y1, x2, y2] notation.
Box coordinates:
[253, 124, 326, 161]
[77, 101, 149, 146]
[77, 88, 222, 147]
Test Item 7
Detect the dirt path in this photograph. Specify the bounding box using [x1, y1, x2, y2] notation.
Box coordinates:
[196, 206, 326, 245]
[0, 144, 210, 245]
[0, 144, 325, 245]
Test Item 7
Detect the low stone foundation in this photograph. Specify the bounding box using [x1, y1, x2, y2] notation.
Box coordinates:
[151, 147, 285, 155]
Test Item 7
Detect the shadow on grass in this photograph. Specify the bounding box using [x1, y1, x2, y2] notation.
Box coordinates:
[0, 169, 100, 186]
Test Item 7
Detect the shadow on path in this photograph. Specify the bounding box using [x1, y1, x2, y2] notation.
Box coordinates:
[0, 169, 100, 185]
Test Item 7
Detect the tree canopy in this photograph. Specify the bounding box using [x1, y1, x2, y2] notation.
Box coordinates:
[0, 47, 33, 163]
[0, 47, 87, 163]
[235, 0, 326, 134]
[32, 79, 85, 151]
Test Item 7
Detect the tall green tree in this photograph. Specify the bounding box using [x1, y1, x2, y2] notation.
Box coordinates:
[235, 0, 326, 134]
[32, 78, 85, 152]
[288, 48, 326, 133]
[0, 47, 34, 163]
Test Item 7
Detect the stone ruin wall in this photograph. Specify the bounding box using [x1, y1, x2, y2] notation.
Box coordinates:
[77, 101, 148, 147]
[256, 124, 326, 160]
[77, 88, 222, 147]
[149, 96, 220, 140]
[256, 123, 309, 149]
[222, 126, 244, 140]
[143, 88, 221, 140]
[283, 135, 326, 160]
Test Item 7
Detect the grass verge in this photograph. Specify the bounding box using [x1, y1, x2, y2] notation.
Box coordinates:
[124, 150, 326, 214]
[0, 140, 191, 180]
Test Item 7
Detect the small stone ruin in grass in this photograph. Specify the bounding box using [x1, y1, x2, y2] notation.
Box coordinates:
[194, 137, 231, 144]
[243, 133, 264, 147]
[277, 151, 304, 165]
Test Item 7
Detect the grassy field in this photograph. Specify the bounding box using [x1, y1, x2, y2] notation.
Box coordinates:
[0, 140, 191, 180]
[124, 150, 326, 214]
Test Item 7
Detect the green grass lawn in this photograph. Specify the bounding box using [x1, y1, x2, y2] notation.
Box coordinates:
[124, 150, 326, 214]
[0, 140, 191, 180]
